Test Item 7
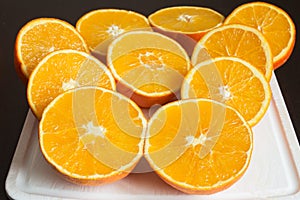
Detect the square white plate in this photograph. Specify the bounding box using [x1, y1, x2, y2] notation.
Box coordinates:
[5, 74, 300, 200]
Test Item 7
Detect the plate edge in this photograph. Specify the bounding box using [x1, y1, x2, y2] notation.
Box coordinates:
[5, 110, 43, 200]
[270, 73, 300, 199]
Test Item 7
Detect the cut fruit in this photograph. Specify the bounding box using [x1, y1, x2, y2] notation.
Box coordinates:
[224, 2, 296, 69]
[15, 18, 89, 80]
[191, 24, 273, 81]
[149, 6, 224, 41]
[27, 49, 116, 119]
[144, 98, 253, 194]
[181, 57, 271, 127]
[39, 86, 147, 185]
[76, 9, 151, 55]
[107, 31, 191, 108]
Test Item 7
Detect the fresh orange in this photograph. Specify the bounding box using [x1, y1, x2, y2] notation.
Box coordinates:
[224, 2, 296, 69]
[39, 86, 147, 185]
[15, 18, 89, 81]
[107, 31, 190, 108]
[181, 56, 271, 127]
[191, 24, 273, 81]
[148, 6, 224, 41]
[76, 9, 151, 56]
[144, 98, 253, 194]
[27, 50, 115, 119]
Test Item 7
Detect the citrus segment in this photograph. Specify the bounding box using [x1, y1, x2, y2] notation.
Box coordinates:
[39, 86, 146, 185]
[76, 9, 151, 55]
[27, 50, 115, 119]
[15, 18, 89, 80]
[224, 2, 296, 69]
[149, 6, 224, 41]
[191, 24, 273, 81]
[145, 99, 253, 194]
[182, 57, 271, 126]
[107, 31, 190, 107]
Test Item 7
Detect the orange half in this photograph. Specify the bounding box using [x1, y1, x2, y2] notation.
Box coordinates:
[145, 99, 253, 194]
[15, 18, 89, 80]
[181, 56, 271, 126]
[27, 50, 116, 119]
[76, 9, 151, 55]
[107, 31, 190, 107]
[224, 2, 296, 69]
[191, 24, 273, 81]
[149, 6, 224, 41]
[39, 86, 147, 185]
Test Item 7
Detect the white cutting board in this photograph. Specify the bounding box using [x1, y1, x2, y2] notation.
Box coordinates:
[5, 74, 300, 200]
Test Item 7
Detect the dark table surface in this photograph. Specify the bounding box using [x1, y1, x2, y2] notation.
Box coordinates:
[0, 0, 299, 199]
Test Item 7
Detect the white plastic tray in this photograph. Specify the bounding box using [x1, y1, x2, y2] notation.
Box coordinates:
[5, 74, 300, 200]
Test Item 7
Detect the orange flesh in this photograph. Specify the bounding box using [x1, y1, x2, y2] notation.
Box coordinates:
[29, 51, 114, 118]
[112, 48, 189, 94]
[203, 28, 267, 76]
[185, 59, 268, 123]
[40, 88, 145, 177]
[77, 10, 150, 50]
[224, 3, 296, 67]
[149, 7, 224, 33]
[146, 100, 252, 189]
[19, 21, 88, 76]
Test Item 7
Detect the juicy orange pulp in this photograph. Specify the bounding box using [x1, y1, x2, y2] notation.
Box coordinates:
[40, 87, 146, 185]
[112, 48, 189, 94]
[15, 18, 89, 79]
[148, 6, 224, 41]
[27, 50, 115, 119]
[107, 31, 190, 107]
[181, 57, 271, 126]
[145, 99, 253, 194]
[191, 24, 273, 81]
[224, 2, 296, 69]
[76, 9, 151, 55]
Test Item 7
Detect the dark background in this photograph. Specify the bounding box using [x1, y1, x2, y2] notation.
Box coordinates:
[0, 0, 299, 199]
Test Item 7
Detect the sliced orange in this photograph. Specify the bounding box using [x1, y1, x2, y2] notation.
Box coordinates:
[144, 98, 253, 194]
[15, 18, 89, 80]
[224, 2, 296, 69]
[148, 6, 224, 56]
[27, 50, 115, 119]
[181, 56, 271, 126]
[191, 24, 273, 81]
[39, 86, 147, 185]
[148, 6, 224, 41]
[107, 31, 190, 108]
[76, 9, 151, 56]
